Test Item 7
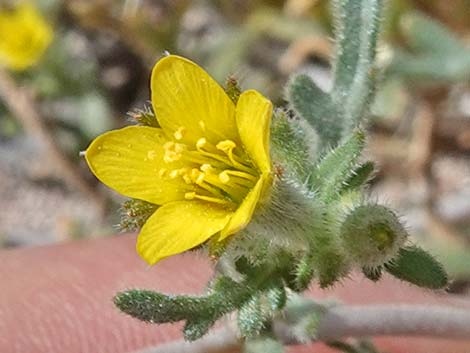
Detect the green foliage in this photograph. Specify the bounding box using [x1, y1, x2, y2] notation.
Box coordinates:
[385, 245, 448, 289]
[287, 74, 341, 148]
[331, 0, 383, 132]
[308, 210, 349, 288]
[238, 295, 268, 336]
[308, 130, 365, 202]
[114, 276, 249, 341]
[340, 161, 375, 194]
[293, 254, 316, 291]
[387, 12, 470, 83]
[114, 0, 449, 344]
[270, 109, 314, 180]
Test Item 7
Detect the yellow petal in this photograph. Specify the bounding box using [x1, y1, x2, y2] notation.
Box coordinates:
[85, 126, 192, 204]
[218, 174, 267, 240]
[151, 55, 238, 145]
[236, 90, 272, 173]
[137, 201, 232, 264]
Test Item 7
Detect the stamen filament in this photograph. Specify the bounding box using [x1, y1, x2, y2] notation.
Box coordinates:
[184, 192, 231, 205]
[223, 170, 258, 181]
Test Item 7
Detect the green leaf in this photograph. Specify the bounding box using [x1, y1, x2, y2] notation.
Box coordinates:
[331, 0, 384, 131]
[400, 12, 463, 54]
[114, 289, 208, 324]
[287, 74, 342, 148]
[385, 245, 448, 289]
[308, 130, 365, 202]
[340, 161, 375, 193]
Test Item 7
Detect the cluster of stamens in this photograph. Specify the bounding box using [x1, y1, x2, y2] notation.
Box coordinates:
[159, 125, 258, 207]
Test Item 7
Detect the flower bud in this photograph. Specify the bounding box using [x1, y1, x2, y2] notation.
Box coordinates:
[340, 205, 408, 268]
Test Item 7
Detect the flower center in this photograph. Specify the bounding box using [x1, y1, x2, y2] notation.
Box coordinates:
[160, 126, 259, 207]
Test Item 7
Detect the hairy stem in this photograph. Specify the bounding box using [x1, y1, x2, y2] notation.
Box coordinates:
[135, 304, 470, 353]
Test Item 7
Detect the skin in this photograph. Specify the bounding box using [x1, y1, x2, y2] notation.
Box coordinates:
[1, 234, 469, 353]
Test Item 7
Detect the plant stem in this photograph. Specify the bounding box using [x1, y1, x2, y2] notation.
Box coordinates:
[134, 304, 470, 353]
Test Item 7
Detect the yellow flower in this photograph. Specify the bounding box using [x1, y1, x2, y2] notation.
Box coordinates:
[85, 55, 273, 264]
[0, 2, 53, 71]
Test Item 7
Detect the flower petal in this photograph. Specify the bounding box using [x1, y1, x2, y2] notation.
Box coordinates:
[218, 174, 267, 240]
[151, 55, 238, 145]
[85, 126, 192, 204]
[236, 90, 272, 173]
[137, 201, 232, 264]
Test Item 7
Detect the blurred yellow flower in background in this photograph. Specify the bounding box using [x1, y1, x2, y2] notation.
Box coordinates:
[85, 55, 273, 264]
[0, 2, 53, 71]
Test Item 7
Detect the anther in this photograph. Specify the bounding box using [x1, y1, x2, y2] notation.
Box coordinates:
[198, 121, 206, 131]
[196, 172, 205, 185]
[196, 138, 207, 150]
[183, 174, 192, 184]
[174, 127, 186, 140]
[185, 192, 196, 200]
[219, 171, 230, 184]
[163, 141, 175, 150]
[216, 140, 236, 153]
[169, 169, 180, 179]
[174, 143, 186, 153]
[200, 164, 214, 173]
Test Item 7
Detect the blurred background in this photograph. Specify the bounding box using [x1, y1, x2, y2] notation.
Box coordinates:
[0, 0, 469, 294]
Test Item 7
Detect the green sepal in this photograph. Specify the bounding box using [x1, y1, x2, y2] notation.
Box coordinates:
[128, 106, 159, 127]
[293, 254, 316, 291]
[225, 75, 242, 104]
[270, 109, 314, 179]
[362, 266, 382, 282]
[120, 199, 158, 231]
[385, 245, 448, 289]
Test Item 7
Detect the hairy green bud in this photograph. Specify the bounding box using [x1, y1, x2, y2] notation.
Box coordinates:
[340, 205, 407, 268]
